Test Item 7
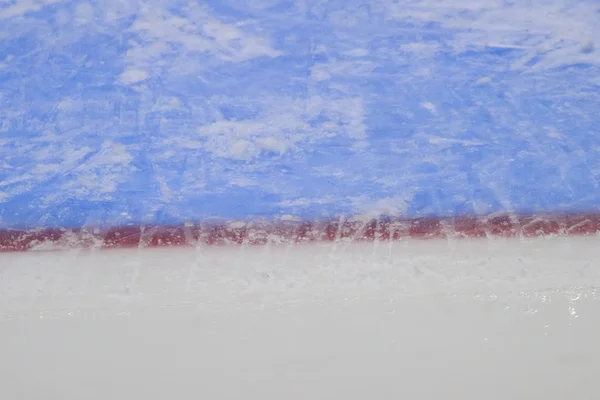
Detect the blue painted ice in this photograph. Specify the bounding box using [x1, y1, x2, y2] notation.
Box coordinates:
[1, 0, 599, 228]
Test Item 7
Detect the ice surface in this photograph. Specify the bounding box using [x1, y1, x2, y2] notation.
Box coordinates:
[1, 0, 600, 227]
[2, 236, 600, 399]
[1, 2, 600, 397]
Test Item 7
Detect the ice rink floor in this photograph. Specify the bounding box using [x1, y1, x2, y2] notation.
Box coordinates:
[1, 236, 599, 399]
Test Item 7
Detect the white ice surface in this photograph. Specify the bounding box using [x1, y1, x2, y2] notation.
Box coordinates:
[1, 236, 600, 399]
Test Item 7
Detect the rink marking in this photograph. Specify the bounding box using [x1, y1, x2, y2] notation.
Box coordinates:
[1, 213, 599, 252]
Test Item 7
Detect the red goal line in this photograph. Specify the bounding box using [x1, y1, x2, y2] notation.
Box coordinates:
[1, 213, 599, 253]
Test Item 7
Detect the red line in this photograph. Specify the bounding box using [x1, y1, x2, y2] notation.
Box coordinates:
[0, 213, 599, 253]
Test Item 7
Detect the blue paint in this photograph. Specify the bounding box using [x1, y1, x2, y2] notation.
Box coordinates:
[1, 0, 599, 228]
